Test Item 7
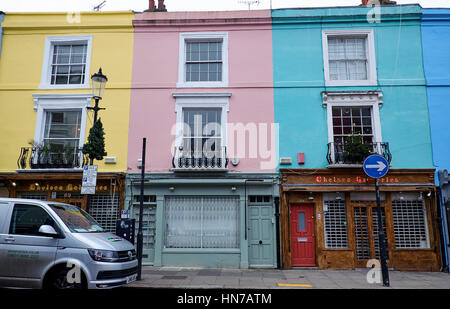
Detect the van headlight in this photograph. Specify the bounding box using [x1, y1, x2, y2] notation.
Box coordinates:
[88, 249, 119, 262]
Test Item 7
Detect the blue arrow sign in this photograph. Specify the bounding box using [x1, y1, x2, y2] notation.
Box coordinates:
[363, 155, 389, 178]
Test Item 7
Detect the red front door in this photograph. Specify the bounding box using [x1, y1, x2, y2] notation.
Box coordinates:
[290, 204, 316, 266]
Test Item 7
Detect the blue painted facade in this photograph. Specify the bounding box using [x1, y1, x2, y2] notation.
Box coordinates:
[272, 5, 433, 170]
[422, 9, 450, 182]
[422, 8, 450, 271]
[273, 5, 442, 271]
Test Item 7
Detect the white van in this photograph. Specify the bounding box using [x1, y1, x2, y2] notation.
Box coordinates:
[0, 198, 138, 289]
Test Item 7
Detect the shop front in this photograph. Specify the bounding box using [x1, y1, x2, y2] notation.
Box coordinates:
[125, 173, 279, 269]
[0, 173, 125, 233]
[279, 168, 441, 271]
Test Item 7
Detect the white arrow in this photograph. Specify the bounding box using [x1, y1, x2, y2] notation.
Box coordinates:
[366, 161, 387, 172]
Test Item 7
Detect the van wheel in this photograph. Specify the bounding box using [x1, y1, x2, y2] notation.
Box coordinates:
[44, 267, 86, 289]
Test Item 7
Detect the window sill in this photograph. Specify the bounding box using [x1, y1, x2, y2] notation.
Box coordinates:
[38, 83, 91, 90]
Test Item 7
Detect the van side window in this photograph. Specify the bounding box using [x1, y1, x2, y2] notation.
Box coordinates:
[9, 204, 56, 236]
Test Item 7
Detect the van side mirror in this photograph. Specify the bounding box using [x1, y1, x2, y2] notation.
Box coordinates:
[38, 225, 59, 238]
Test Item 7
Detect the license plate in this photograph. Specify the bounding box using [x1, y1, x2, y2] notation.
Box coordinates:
[126, 274, 137, 284]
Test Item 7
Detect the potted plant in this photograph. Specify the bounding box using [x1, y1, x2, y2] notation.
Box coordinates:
[63, 144, 75, 168]
[343, 135, 373, 164]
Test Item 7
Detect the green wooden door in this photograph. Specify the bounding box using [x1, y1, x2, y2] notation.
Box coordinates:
[132, 204, 156, 264]
[248, 204, 275, 267]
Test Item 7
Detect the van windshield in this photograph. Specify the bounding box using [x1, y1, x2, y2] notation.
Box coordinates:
[49, 204, 104, 233]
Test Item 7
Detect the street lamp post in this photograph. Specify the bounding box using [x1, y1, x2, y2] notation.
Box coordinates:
[85, 68, 108, 213]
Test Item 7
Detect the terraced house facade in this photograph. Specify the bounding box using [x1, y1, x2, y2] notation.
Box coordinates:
[0, 1, 447, 272]
[0, 11, 135, 232]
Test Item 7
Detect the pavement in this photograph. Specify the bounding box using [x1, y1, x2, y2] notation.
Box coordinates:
[127, 266, 450, 289]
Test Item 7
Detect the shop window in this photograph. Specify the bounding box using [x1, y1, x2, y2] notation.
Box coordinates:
[392, 193, 430, 249]
[164, 196, 239, 249]
[323, 193, 348, 248]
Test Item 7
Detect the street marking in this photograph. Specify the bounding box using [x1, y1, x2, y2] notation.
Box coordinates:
[277, 283, 312, 288]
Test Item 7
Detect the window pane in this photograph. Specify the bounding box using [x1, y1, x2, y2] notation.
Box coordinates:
[51, 43, 87, 85]
[9, 204, 56, 236]
[298, 212, 305, 232]
[165, 196, 239, 249]
[328, 36, 368, 80]
[185, 40, 223, 82]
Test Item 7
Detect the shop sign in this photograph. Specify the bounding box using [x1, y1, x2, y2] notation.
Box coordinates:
[314, 175, 400, 184]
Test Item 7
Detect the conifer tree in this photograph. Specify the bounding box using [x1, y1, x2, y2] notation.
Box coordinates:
[83, 118, 107, 162]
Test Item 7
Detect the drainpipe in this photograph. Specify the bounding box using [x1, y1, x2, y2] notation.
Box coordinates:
[274, 196, 281, 269]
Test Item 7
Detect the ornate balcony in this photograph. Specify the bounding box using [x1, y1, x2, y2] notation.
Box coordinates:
[17, 147, 88, 170]
[172, 146, 228, 172]
[327, 141, 392, 167]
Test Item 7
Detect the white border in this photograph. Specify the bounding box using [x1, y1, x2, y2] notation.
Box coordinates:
[322, 29, 377, 87]
[32, 93, 92, 151]
[177, 32, 229, 88]
[39, 35, 93, 90]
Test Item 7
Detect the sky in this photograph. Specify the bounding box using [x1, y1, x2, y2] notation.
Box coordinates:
[1, 0, 449, 13]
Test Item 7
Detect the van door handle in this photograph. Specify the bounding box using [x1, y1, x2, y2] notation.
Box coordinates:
[5, 236, 15, 243]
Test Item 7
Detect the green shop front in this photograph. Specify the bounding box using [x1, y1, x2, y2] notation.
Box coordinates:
[125, 173, 279, 269]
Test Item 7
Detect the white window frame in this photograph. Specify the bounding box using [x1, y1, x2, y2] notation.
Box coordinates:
[172, 93, 230, 152]
[177, 32, 229, 88]
[322, 91, 383, 165]
[39, 35, 93, 90]
[32, 94, 92, 166]
[322, 29, 377, 87]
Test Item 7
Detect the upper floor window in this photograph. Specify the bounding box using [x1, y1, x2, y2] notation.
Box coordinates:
[322, 29, 377, 87]
[177, 32, 228, 88]
[39, 35, 92, 89]
[323, 91, 388, 166]
[172, 93, 230, 170]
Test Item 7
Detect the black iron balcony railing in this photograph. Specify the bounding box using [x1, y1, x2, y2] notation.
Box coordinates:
[17, 147, 88, 169]
[172, 146, 228, 171]
[327, 142, 392, 166]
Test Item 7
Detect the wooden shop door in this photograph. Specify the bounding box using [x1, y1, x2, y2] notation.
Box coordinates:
[353, 205, 389, 268]
[290, 204, 316, 266]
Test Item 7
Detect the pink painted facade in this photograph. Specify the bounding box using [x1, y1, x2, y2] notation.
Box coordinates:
[127, 10, 274, 173]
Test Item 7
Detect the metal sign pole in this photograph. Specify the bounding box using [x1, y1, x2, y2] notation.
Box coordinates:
[136, 137, 146, 281]
[363, 154, 390, 287]
[375, 178, 390, 287]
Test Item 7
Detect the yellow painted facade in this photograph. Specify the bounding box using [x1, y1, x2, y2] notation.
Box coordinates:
[0, 11, 134, 173]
